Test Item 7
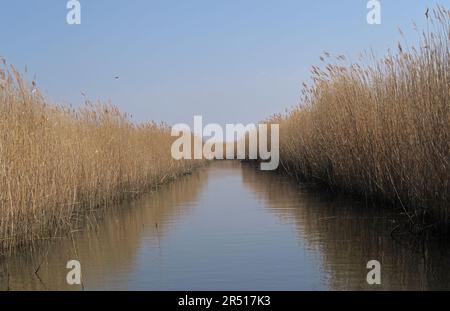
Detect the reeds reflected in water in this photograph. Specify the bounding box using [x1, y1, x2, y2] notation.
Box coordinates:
[241, 164, 450, 290]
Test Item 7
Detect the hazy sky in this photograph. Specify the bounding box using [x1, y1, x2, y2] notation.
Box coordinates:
[0, 0, 445, 126]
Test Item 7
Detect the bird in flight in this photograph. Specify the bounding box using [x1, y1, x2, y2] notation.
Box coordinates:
[425, 8, 429, 19]
[31, 80, 37, 94]
[114, 76, 120, 80]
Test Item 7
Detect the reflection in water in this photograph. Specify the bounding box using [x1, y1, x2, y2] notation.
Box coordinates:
[0, 161, 449, 290]
[241, 164, 450, 290]
[0, 167, 208, 290]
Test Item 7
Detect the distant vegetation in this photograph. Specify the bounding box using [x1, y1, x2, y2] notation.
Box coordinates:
[0, 64, 199, 254]
[273, 6, 449, 226]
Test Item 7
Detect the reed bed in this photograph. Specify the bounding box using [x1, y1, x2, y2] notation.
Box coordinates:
[0, 62, 199, 254]
[274, 6, 449, 225]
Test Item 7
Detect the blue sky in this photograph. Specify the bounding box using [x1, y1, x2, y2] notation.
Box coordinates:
[0, 0, 446, 125]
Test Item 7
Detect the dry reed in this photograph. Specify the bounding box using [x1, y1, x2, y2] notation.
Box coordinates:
[274, 6, 449, 225]
[0, 61, 199, 254]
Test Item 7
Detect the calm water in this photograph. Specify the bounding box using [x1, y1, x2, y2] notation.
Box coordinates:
[1, 161, 449, 290]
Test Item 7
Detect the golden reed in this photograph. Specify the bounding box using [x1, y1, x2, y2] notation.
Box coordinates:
[273, 6, 449, 226]
[0, 62, 199, 254]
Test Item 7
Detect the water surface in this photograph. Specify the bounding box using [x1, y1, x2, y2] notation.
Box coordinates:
[1, 161, 449, 290]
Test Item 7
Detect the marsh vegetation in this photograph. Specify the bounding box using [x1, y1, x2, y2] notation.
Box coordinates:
[0, 63, 198, 254]
[273, 6, 449, 227]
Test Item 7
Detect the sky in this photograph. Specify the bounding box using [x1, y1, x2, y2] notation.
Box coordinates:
[0, 0, 447, 126]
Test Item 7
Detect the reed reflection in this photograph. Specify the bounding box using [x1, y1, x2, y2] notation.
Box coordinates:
[0, 168, 208, 290]
[241, 163, 450, 290]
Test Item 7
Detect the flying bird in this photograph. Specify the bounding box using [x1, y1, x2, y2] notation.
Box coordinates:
[114, 76, 120, 80]
[425, 8, 429, 19]
[31, 81, 37, 95]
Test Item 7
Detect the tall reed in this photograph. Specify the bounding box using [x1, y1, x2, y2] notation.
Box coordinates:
[275, 6, 449, 225]
[0, 62, 198, 254]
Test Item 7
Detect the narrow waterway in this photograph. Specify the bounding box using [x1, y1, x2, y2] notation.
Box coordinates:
[1, 161, 449, 290]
